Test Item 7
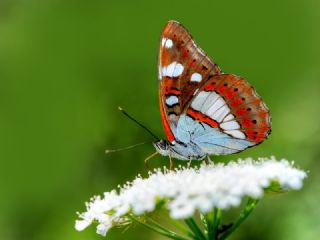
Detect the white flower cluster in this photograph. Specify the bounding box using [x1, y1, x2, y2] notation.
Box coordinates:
[75, 157, 307, 236]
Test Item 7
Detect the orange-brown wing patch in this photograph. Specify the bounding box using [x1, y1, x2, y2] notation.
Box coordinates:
[186, 108, 219, 128]
[158, 21, 221, 142]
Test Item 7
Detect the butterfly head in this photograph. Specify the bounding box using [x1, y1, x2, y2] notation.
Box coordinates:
[153, 140, 170, 156]
[153, 139, 204, 160]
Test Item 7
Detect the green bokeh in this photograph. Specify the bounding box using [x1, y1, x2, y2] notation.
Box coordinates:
[0, 0, 319, 239]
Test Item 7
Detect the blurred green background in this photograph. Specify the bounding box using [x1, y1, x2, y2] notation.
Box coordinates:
[0, 0, 319, 239]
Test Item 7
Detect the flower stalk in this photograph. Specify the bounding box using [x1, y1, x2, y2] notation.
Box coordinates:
[128, 215, 189, 240]
[218, 198, 259, 240]
[129, 202, 259, 240]
[184, 218, 206, 240]
[205, 208, 222, 240]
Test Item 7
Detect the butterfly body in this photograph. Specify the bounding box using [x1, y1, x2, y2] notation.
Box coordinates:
[155, 21, 271, 160]
[153, 138, 205, 161]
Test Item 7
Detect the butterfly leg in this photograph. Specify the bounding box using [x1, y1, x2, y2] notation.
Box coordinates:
[144, 151, 159, 170]
[205, 155, 212, 165]
[169, 155, 173, 171]
[187, 159, 192, 168]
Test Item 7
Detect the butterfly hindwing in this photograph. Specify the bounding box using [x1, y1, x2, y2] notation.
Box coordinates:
[186, 74, 271, 153]
[158, 21, 221, 142]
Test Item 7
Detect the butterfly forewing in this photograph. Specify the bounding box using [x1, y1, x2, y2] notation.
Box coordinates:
[158, 21, 221, 142]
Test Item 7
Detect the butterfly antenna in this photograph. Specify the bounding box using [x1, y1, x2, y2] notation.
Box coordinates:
[105, 141, 149, 154]
[118, 106, 160, 141]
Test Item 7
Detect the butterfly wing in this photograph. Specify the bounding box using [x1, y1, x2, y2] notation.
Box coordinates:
[184, 74, 271, 154]
[158, 20, 221, 142]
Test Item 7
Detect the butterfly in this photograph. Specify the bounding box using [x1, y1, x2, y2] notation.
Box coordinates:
[153, 20, 271, 161]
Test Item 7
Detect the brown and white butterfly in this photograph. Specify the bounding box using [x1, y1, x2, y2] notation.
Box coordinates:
[153, 20, 271, 161]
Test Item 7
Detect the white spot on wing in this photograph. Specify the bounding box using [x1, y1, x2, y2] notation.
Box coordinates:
[165, 38, 173, 48]
[162, 62, 174, 77]
[190, 73, 202, 82]
[220, 120, 240, 130]
[166, 95, 179, 106]
[206, 97, 225, 116]
[162, 62, 184, 78]
[191, 91, 210, 111]
[211, 105, 230, 122]
[161, 38, 173, 48]
[201, 92, 219, 113]
[173, 63, 184, 77]
[225, 130, 246, 139]
[158, 65, 162, 80]
[193, 88, 199, 95]
[223, 114, 235, 122]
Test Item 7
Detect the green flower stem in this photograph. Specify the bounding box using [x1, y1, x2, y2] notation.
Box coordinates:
[160, 210, 195, 237]
[218, 198, 259, 240]
[166, 217, 197, 238]
[185, 218, 206, 240]
[148, 218, 195, 239]
[128, 215, 189, 240]
[206, 208, 222, 240]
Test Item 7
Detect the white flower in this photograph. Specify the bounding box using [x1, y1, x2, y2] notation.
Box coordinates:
[75, 157, 307, 236]
[75, 191, 129, 236]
